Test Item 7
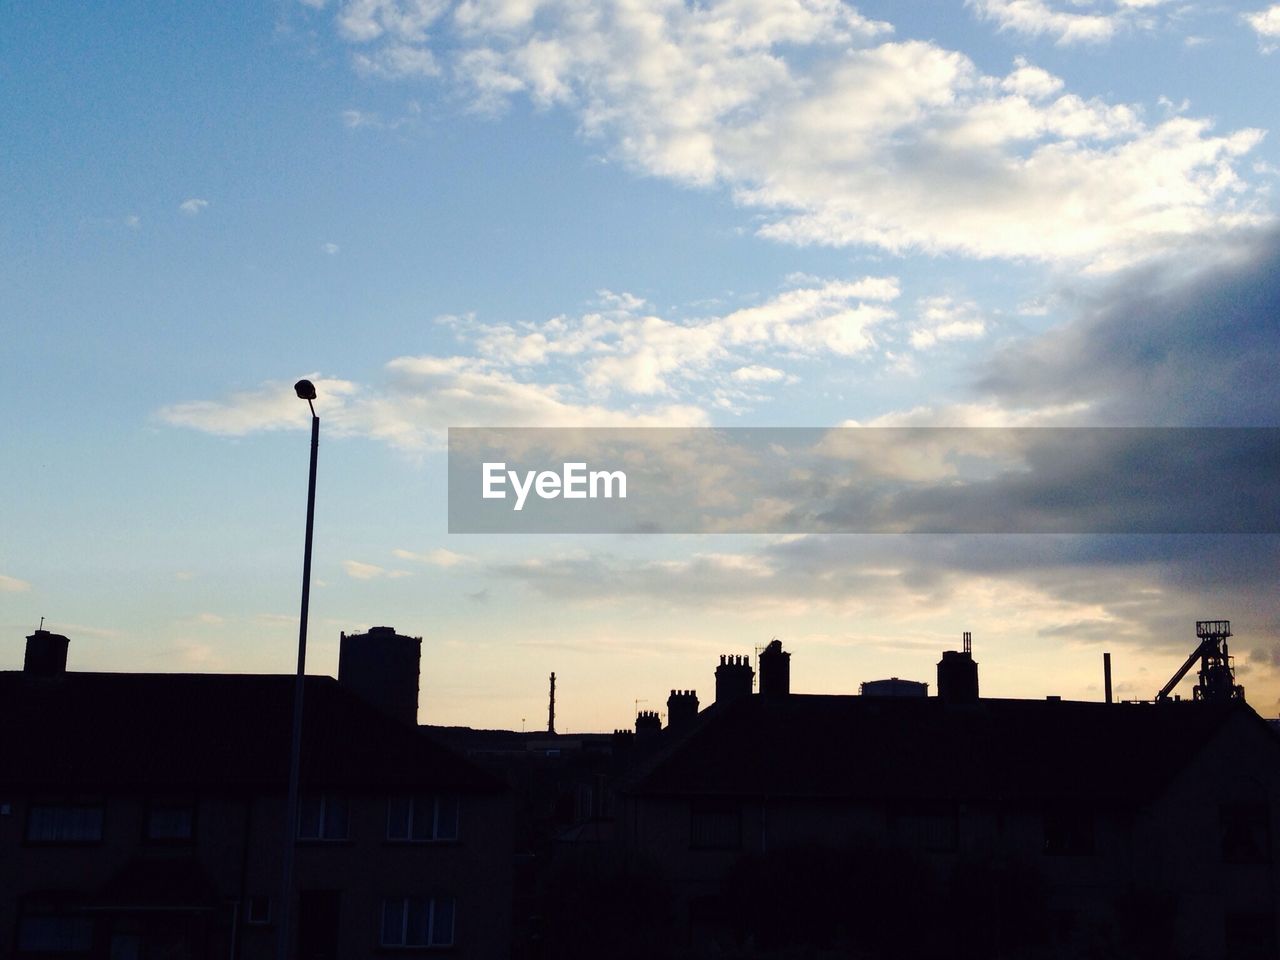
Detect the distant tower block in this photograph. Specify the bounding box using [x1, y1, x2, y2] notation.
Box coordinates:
[338, 626, 422, 726]
[24, 628, 70, 676]
[666, 689, 699, 730]
[759, 638, 791, 698]
[937, 631, 979, 704]
[714, 654, 754, 706]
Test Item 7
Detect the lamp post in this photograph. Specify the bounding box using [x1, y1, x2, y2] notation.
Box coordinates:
[277, 379, 319, 960]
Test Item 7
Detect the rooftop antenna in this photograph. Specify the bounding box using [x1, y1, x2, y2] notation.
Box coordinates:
[963, 631, 972, 655]
[38, 616, 44, 631]
[548, 672, 556, 735]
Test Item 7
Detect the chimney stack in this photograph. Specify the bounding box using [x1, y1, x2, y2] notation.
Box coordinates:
[666, 689, 699, 730]
[338, 626, 422, 726]
[759, 639, 790, 698]
[1104, 652, 1113, 704]
[635, 710, 661, 740]
[714, 654, 754, 707]
[24, 629, 70, 676]
[937, 632, 979, 704]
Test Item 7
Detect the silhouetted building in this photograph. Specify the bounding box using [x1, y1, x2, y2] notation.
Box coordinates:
[861, 677, 929, 697]
[615, 692, 1280, 958]
[338, 624, 421, 726]
[22, 628, 69, 676]
[667, 690, 699, 730]
[1, 632, 511, 959]
[758, 639, 790, 698]
[937, 631, 979, 703]
[714, 655, 753, 706]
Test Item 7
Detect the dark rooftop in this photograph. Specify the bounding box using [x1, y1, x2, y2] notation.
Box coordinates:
[0, 671, 500, 792]
[624, 693, 1269, 803]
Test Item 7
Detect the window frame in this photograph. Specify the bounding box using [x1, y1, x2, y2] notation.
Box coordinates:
[297, 794, 351, 841]
[386, 795, 460, 843]
[24, 802, 105, 845]
[379, 896, 456, 948]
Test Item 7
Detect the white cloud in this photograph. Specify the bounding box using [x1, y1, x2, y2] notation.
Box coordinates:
[394, 547, 472, 566]
[969, 0, 1118, 43]
[343, 559, 412, 579]
[1245, 4, 1280, 52]
[322, 242, 341, 254]
[908, 296, 987, 350]
[125, 214, 141, 229]
[731, 365, 787, 383]
[311, 1, 1264, 271]
[0, 574, 31, 592]
[968, 0, 1177, 44]
[179, 198, 210, 215]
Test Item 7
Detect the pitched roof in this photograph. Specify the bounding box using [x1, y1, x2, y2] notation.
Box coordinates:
[0, 671, 500, 793]
[623, 694, 1261, 803]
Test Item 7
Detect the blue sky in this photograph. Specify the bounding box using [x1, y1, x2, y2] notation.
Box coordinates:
[3, 0, 1280, 729]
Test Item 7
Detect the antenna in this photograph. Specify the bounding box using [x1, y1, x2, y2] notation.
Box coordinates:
[38, 616, 45, 631]
[963, 631, 972, 654]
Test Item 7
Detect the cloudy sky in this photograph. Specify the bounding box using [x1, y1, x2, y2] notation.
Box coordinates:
[3, 0, 1279, 729]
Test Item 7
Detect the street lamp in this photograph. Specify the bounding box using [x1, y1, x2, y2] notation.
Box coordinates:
[277, 379, 319, 960]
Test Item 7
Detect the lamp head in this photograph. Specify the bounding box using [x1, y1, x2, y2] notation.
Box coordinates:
[294, 379, 317, 401]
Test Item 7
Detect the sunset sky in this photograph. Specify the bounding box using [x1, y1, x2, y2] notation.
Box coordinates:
[3, 0, 1279, 730]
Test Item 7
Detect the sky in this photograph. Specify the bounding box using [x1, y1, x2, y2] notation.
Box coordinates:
[3, 0, 1279, 731]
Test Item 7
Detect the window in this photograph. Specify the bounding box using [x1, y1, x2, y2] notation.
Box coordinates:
[1221, 804, 1271, 864]
[387, 795, 459, 842]
[16, 899, 93, 954]
[245, 896, 271, 925]
[380, 897, 455, 947]
[26, 804, 104, 843]
[145, 802, 194, 841]
[298, 795, 349, 840]
[1043, 810, 1094, 856]
[690, 799, 741, 850]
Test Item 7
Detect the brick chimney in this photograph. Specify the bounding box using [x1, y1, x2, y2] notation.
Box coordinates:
[714, 655, 754, 706]
[759, 639, 790, 698]
[666, 689, 699, 730]
[937, 632, 979, 704]
[635, 710, 661, 740]
[24, 629, 69, 676]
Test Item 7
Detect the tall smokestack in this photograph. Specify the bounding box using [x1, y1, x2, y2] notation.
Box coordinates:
[1104, 652, 1113, 704]
[548, 672, 557, 735]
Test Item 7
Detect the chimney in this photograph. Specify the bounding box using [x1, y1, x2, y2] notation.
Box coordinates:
[635, 710, 661, 741]
[1103, 652, 1113, 704]
[666, 689, 699, 730]
[937, 631, 979, 704]
[338, 626, 422, 726]
[759, 639, 790, 698]
[714, 654, 754, 707]
[24, 629, 70, 676]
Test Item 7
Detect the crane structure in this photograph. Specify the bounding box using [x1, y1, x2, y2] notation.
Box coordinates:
[1155, 620, 1245, 703]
